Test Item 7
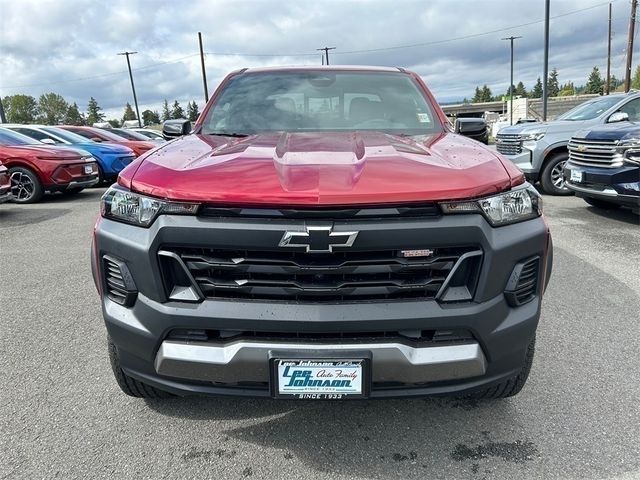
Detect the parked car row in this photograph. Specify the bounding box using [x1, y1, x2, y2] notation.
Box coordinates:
[496, 91, 640, 195]
[0, 125, 162, 203]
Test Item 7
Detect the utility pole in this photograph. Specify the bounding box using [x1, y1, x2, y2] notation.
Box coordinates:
[316, 47, 336, 66]
[198, 32, 209, 103]
[117, 51, 142, 127]
[0, 96, 6, 123]
[502, 36, 522, 125]
[606, 3, 612, 94]
[624, 0, 637, 92]
[542, 0, 550, 120]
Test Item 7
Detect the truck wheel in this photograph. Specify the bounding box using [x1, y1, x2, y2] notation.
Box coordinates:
[467, 338, 535, 399]
[9, 167, 44, 203]
[108, 338, 174, 398]
[540, 153, 572, 196]
[583, 197, 621, 210]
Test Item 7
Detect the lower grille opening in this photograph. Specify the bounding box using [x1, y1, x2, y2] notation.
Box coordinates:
[166, 328, 475, 345]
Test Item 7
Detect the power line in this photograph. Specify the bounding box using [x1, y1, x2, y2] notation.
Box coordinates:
[0, 54, 200, 89]
[0, 0, 622, 91]
[332, 0, 621, 55]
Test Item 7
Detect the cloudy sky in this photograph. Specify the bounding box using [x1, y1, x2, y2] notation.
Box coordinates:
[0, 0, 633, 119]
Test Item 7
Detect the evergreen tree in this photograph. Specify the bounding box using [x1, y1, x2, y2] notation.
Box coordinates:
[64, 102, 85, 125]
[107, 119, 121, 128]
[547, 68, 560, 97]
[161, 99, 171, 121]
[514, 81, 527, 98]
[142, 109, 161, 126]
[171, 100, 185, 119]
[584, 67, 604, 94]
[531, 77, 543, 98]
[472, 86, 482, 103]
[37, 92, 68, 124]
[631, 66, 640, 90]
[482, 85, 493, 102]
[86, 97, 105, 125]
[122, 102, 137, 122]
[187, 101, 200, 121]
[3, 94, 39, 123]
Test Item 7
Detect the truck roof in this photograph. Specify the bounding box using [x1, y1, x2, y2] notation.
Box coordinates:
[241, 65, 408, 74]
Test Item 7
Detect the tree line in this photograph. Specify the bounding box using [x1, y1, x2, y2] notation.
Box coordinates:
[1, 93, 201, 127]
[467, 66, 639, 103]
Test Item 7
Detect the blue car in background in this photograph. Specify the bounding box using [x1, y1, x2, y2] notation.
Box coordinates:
[4, 124, 136, 183]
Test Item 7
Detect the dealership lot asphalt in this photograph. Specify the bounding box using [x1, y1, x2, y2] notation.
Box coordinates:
[1, 188, 639, 480]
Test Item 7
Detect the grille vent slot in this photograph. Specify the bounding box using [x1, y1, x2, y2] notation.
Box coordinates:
[103, 255, 137, 306]
[504, 257, 539, 306]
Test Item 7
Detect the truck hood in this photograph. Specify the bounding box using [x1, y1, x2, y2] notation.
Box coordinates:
[3, 145, 83, 160]
[500, 120, 588, 136]
[574, 121, 640, 140]
[121, 132, 521, 206]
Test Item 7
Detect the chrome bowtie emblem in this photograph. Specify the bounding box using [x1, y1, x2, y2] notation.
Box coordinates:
[279, 226, 358, 253]
[577, 144, 588, 152]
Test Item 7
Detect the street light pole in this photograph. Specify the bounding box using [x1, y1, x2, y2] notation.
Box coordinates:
[502, 36, 522, 126]
[316, 47, 336, 65]
[542, 0, 550, 119]
[117, 51, 142, 127]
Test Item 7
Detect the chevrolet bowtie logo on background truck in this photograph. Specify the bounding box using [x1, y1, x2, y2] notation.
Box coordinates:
[278, 226, 359, 253]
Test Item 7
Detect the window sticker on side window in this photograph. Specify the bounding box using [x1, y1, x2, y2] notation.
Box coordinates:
[417, 113, 430, 123]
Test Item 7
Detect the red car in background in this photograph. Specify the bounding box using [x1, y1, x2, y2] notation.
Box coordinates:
[59, 126, 156, 157]
[0, 161, 11, 204]
[0, 128, 99, 203]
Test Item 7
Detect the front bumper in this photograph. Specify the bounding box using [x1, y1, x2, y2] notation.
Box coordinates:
[564, 163, 640, 209]
[93, 211, 552, 398]
[0, 189, 11, 204]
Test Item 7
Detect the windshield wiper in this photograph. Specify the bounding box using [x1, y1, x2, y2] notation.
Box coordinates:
[206, 132, 250, 137]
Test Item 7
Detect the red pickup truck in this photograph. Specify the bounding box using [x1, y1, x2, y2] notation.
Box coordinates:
[0, 160, 11, 203]
[93, 66, 552, 400]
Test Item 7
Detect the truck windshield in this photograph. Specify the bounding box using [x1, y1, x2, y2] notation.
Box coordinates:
[558, 96, 622, 121]
[200, 71, 441, 136]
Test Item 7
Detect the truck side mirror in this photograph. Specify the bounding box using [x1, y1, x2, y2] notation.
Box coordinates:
[608, 111, 629, 123]
[162, 119, 192, 140]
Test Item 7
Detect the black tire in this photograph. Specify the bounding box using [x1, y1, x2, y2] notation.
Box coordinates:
[467, 338, 535, 399]
[9, 166, 44, 203]
[62, 187, 84, 195]
[540, 153, 572, 196]
[108, 338, 174, 398]
[94, 165, 105, 187]
[583, 197, 621, 210]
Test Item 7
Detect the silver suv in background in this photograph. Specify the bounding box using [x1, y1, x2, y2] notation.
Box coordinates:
[496, 92, 640, 195]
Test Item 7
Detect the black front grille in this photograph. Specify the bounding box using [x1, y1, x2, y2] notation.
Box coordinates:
[161, 246, 481, 302]
[496, 134, 523, 155]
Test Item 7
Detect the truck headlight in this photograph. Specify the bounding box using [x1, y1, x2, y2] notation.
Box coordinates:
[617, 139, 640, 165]
[101, 186, 199, 227]
[440, 184, 542, 226]
[521, 132, 545, 142]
